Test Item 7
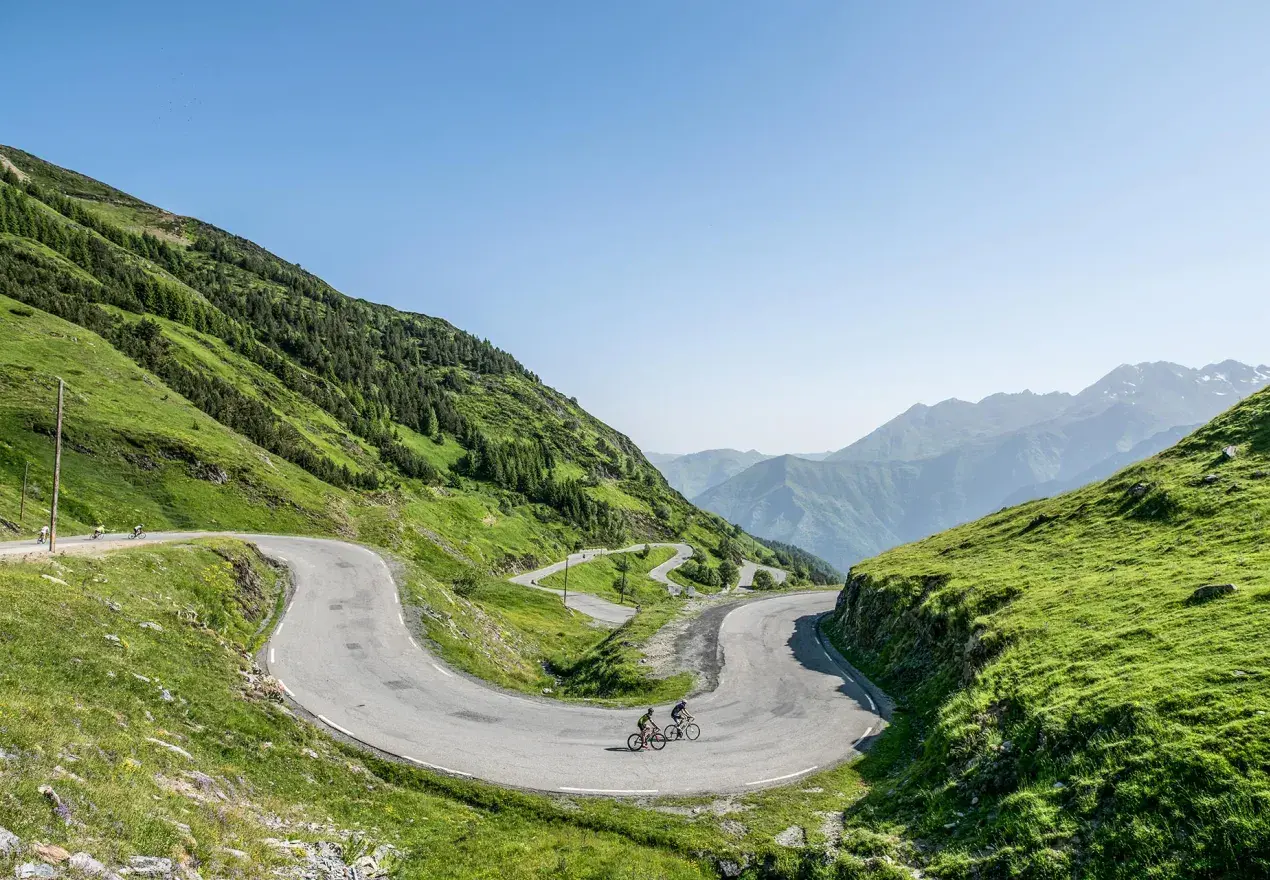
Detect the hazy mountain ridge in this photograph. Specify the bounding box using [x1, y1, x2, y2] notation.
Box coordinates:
[694, 360, 1270, 569]
[651, 448, 773, 499]
[650, 448, 832, 497]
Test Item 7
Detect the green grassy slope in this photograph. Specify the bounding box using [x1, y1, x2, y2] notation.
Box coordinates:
[0, 293, 684, 708]
[539, 545, 678, 606]
[0, 296, 342, 536]
[0, 144, 830, 708]
[0, 143, 782, 569]
[824, 386, 1270, 879]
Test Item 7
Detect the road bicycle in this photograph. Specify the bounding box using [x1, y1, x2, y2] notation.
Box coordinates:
[666, 716, 700, 742]
[627, 729, 667, 751]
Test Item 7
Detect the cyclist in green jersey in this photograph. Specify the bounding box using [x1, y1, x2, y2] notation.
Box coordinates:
[637, 707, 658, 750]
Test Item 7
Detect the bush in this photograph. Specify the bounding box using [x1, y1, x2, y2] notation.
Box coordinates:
[753, 568, 777, 590]
[453, 567, 482, 598]
[718, 559, 738, 589]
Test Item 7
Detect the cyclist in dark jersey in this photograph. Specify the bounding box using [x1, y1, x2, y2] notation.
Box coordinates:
[671, 699, 689, 726]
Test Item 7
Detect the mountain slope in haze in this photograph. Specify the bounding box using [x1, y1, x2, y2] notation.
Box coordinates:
[698, 361, 1270, 569]
[830, 360, 1270, 464]
[643, 451, 684, 466]
[653, 448, 774, 498]
[649, 448, 835, 498]
[999, 421, 1198, 507]
[829, 389, 1073, 462]
[823, 383, 1270, 879]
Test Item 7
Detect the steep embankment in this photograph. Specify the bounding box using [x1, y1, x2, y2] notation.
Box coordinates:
[824, 386, 1270, 879]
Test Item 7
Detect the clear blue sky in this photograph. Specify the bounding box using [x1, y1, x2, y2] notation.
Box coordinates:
[7, 2, 1270, 453]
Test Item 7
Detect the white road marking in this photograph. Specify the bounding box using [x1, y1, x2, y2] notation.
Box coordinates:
[744, 766, 818, 786]
[275, 621, 285, 635]
[393, 592, 399, 605]
[431, 663, 451, 678]
[403, 756, 471, 777]
[317, 714, 355, 738]
[559, 787, 658, 794]
[278, 680, 294, 697]
[397, 612, 404, 626]
[408, 635, 417, 649]
[854, 726, 874, 745]
[269, 648, 275, 664]
[865, 693, 878, 712]
[816, 628, 855, 682]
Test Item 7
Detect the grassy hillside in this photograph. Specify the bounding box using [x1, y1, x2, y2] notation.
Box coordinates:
[0, 144, 830, 710]
[0, 143, 781, 567]
[539, 545, 678, 606]
[0, 297, 342, 536]
[823, 386, 1270, 878]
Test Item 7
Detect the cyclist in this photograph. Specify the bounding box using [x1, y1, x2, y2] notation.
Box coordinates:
[636, 707, 658, 750]
[132, 524, 145, 539]
[671, 699, 691, 730]
[92, 525, 105, 540]
[38, 525, 49, 544]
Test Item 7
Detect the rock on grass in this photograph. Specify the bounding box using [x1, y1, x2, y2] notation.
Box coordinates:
[1188, 583, 1238, 605]
[0, 825, 20, 857]
[775, 825, 807, 848]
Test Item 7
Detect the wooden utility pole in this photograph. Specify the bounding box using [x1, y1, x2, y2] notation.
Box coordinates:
[49, 378, 64, 552]
[19, 461, 28, 524]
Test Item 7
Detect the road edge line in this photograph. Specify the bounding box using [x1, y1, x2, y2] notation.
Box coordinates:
[744, 766, 818, 787]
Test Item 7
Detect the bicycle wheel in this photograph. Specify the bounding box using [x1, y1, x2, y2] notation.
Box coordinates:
[684, 723, 700, 741]
[627, 733, 643, 752]
[650, 731, 667, 751]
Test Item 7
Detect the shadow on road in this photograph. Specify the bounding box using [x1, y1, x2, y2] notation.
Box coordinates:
[787, 613, 881, 719]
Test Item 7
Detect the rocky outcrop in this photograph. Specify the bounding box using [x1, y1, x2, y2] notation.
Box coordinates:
[1187, 583, 1238, 605]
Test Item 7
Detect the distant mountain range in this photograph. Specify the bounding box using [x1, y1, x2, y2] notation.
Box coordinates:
[650, 449, 832, 499]
[652, 360, 1270, 570]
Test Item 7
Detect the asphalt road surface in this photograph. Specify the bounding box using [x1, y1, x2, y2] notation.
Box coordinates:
[2, 532, 885, 795]
[738, 559, 788, 588]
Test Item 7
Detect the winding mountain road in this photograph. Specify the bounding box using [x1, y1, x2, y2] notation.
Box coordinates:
[1, 532, 885, 795]
[738, 559, 787, 588]
[508, 542, 694, 622]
